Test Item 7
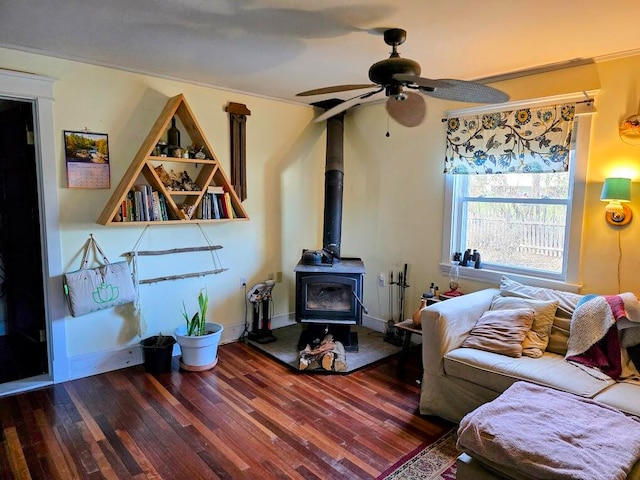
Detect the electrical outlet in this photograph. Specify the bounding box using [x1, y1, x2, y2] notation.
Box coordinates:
[276, 271, 283, 283]
[378, 272, 386, 287]
[240, 276, 247, 288]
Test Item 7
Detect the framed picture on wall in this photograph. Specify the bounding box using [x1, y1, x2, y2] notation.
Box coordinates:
[64, 130, 110, 189]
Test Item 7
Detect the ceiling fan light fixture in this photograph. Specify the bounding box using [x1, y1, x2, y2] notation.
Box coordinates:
[385, 84, 404, 97]
[395, 92, 408, 101]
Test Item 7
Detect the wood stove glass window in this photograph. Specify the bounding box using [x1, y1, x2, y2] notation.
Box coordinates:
[307, 282, 351, 312]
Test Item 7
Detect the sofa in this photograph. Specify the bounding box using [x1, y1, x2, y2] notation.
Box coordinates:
[419, 278, 640, 424]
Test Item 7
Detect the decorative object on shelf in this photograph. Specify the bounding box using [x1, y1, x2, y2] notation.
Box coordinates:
[195, 146, 207, 160]
[225, 102, 251, 201]
[64, 130, 110, 189]
[63, 234, 136, 317]
[459, 248, 472, 267]
[167, 116, 181, 156]
[154, 140, 167, 157]
[174, 289, 224, 371]
[619, 112, 640, 146]
[472, 250, 482, 269]
[97, 94, 249, 225]
[412, 297, 428, 327]
[601, 177, 633, 226]
[444, 260, 464, 297]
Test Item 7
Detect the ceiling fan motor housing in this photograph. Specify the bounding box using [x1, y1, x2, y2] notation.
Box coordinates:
[368, 57, 421, 95]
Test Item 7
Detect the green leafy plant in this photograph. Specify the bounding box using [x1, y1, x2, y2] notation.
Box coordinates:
[181, 289, 209, 336]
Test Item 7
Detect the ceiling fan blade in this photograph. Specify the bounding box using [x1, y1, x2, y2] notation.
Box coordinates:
[392, 74, 450, 90]
[314, 88, 384, 123]
[421, 79, 509, 104]
[385, 91, 426, 127]
[296, 84, 377, 97]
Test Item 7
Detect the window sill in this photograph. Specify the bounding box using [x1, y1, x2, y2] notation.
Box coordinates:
[438, 263, 581, 293]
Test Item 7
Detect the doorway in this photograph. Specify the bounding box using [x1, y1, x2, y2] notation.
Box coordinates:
[0, 97, 48, 383]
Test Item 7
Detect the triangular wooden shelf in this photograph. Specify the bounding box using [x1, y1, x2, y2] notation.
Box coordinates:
[97, 94, 249, 225]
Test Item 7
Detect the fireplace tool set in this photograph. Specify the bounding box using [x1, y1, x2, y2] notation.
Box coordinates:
[385, 263, 410, 346]
[247, 280, 276, 344]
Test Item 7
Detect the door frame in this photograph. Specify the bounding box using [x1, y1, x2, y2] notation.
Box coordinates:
[0, 69, 69, 394]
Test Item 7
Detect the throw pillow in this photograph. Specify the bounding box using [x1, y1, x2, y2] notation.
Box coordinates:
[490, 295, 559, 358]
[499, 276, 583, 314]
[461, 308, 535, 358]
[499, 276, 584, 356]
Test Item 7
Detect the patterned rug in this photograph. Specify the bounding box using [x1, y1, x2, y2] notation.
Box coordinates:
[377, 430, 459, 480]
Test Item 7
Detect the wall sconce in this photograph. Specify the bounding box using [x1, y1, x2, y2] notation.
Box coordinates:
[600, 177, 632, 226]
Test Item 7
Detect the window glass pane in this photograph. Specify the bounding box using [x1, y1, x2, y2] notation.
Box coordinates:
[464, 201, 566, 273]
[467, 172, 570, 199]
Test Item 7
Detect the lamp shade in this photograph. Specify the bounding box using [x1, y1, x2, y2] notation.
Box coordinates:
[600, 177, 631, 202]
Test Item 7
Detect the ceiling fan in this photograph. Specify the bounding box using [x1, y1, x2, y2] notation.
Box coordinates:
[297, 28, 510, 127]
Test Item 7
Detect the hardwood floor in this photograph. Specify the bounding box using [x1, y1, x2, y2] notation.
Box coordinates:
[0, 342, 452, 479]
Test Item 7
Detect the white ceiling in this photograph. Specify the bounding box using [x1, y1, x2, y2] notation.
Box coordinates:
[2, 0, 640, 106]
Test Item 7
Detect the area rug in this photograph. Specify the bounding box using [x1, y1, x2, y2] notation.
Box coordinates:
[377, 429, 458, 480]
[247, 323, 402, 374]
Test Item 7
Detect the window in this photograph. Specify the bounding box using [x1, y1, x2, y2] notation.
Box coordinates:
[441, 92, 597, 290]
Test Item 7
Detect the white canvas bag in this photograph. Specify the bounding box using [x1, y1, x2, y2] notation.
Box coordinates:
[63, 235, 136, 317]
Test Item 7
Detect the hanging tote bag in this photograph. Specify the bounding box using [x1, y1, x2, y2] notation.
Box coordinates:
[63, 235, 137, 317]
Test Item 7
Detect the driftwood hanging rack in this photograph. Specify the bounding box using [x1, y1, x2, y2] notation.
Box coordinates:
[126, 245, 227, 284]
[124, 245, 222, 256]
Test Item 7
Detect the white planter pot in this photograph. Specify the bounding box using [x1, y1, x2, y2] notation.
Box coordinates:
[174, 322, 224, 371]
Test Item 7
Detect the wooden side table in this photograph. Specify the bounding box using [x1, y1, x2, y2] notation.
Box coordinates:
[395, 319, 422, 369]
[395, 294, 459, 369]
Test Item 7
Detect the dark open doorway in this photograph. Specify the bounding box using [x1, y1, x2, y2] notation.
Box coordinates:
[0, 97, 48, 383]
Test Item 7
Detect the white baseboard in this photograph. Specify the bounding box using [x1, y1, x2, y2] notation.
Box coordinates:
[68, 345, 144, 380]
[66, 313, 391, 381]
[362, 314, 387, 332]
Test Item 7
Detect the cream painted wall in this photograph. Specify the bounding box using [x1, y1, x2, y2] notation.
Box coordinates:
[342, 55, 640, 322]
[2, 46, 640, 373]
[0, 47, 327, 360]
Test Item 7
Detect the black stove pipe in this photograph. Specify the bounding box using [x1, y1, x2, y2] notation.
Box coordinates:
[322, 112, 345, 262]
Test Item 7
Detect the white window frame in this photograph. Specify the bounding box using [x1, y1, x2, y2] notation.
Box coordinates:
[440, 91, 599, 292]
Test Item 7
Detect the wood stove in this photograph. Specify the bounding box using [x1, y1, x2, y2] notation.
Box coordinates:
[294, 108, 365, 352]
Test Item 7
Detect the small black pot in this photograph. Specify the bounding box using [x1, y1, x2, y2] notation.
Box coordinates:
[140, 335, 177, 373]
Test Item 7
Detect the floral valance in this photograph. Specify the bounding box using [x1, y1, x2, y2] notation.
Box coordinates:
[444, 103, 576, 174]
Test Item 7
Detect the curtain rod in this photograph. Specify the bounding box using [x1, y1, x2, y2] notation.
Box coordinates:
[442, 90, 599, 120]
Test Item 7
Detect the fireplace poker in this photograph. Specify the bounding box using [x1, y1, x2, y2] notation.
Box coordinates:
[398, 263, 409, 322]
[389, 270, 395, 321]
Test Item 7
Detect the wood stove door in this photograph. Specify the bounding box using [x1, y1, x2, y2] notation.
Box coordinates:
[295, 273, 362, 325]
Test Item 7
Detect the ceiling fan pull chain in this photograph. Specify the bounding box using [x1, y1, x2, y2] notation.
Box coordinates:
[386, 113, 391, 138]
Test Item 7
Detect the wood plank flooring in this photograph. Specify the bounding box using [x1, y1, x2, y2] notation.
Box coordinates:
[0, 341, 452, 479]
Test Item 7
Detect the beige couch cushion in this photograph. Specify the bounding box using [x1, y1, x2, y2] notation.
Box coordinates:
[461, 308, 534, 358]
[444, 347, 615, 398]
[593, 381, 640, 417]
[490, 295, 558, 358]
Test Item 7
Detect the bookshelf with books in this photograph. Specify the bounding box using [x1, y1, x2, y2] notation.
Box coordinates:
[97, 94, 249, 225]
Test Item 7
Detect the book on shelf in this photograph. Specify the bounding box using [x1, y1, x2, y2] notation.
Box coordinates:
[212, 193, 221, 219]
[119, 199, 128, 222]
[132, 185, 151, 221]
[151, 191, 162, 221]
[158, 193, 168, 220]
[207, 185, 224, 195]
[216, 194, 227, 218]
[223, 191, 235, 219]
[133, 189, 144, 221]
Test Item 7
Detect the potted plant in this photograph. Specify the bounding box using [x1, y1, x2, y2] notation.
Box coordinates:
[140, 333, 177, 373]
[174, 289, 224, 371]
